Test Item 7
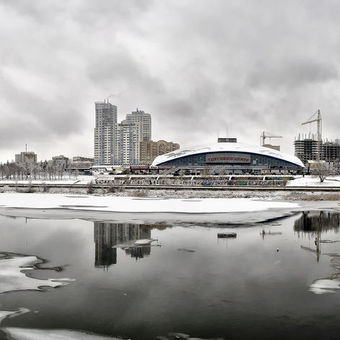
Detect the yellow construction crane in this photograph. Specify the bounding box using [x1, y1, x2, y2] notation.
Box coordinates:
[301, 109, 322, 162]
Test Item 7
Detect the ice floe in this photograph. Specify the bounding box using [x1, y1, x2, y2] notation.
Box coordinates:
[0, 252, 73, 294]
[0, 308, 30, 323]
[309, 279, 340, 294]
[134, 238, 158, 245]
[3, 328, 123, 339]
[156, 333, 223, 340]
[0, 308, 122, 339]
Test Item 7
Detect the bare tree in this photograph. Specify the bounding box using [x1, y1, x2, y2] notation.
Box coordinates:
[311, 163, 335, 183]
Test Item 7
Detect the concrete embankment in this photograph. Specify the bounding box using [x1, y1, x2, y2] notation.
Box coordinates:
[1, 183, 340, 201]
[1, 183, 340, 192]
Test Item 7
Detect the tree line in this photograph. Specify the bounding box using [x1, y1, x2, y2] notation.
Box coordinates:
[0, 162, 78, 181]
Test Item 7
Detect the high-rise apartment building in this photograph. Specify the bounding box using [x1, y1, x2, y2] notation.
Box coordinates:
[94, 101, 153, 165]
[115, 120, 140, 165]
[94, 101, 117, 165]
[126, 109, 151, 141]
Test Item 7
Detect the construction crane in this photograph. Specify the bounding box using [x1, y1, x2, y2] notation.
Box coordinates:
[260, 131, 283, 147]
[104, 92, 123, 103]
[301, 109, 322, 162]
[104, 94, 115, 103]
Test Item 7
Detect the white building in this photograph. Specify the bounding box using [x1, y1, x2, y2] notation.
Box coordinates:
[152, 141, 304, 174]
[125, 109, 151, 142]
[94, 100, 117, 165]
[115, 120, 140, 165]
[94, 102, 152, 166]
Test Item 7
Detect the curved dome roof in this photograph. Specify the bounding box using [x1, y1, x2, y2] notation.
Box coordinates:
[152, 142, 304, 168]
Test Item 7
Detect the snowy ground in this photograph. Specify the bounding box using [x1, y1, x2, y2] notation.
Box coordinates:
[1, 175, 340, 188]
[0, 193, 297, 214]
[287, 175, 340, 187]
[0, 176, 94, 185]
[0, 192, 309, 224]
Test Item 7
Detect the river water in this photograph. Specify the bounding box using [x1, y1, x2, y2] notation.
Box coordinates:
[0, 210, 339, 339]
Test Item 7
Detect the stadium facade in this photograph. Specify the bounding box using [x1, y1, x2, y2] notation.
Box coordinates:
[152, 141, 304, 174]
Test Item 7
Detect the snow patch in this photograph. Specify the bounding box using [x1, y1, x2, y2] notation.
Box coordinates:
[309, 279, 340, 294]
[0, 193, 298, 214]
[287, 176, 340, 187]
[0, 308, 30, 324]
[0, 253, 73, 294]
[3, 328, 123, 340]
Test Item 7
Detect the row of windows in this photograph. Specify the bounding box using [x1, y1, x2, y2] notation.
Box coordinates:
[159, 152, 301, 169]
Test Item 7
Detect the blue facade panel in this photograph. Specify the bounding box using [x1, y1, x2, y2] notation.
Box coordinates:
[158, 151, 302, 170]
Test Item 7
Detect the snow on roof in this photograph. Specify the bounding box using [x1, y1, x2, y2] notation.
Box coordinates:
[152, 142, 304, 167]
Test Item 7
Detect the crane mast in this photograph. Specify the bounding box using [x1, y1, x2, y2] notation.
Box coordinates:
[301, 109, 322, 162]
[260, 131, 282, 146]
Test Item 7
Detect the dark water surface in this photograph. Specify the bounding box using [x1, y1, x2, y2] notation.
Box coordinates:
[0, 211, 340, 339]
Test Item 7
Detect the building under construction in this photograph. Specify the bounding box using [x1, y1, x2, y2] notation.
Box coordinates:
[294, 109, 340, 165]
[295, 135, 340, 165]
[294, 134, 319, 165]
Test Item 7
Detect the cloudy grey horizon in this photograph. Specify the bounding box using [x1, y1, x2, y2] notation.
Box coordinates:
[1, 0, 339, 162]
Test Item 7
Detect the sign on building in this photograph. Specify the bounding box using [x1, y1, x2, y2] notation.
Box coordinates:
[206, 153, 251, 164]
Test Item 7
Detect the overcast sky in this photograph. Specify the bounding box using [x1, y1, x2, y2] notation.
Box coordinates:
[1, 0, 340, 162]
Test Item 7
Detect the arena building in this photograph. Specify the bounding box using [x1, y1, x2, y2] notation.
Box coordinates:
[152, 141, 304, 174]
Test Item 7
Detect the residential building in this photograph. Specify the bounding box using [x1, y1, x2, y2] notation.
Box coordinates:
[140, 140, 180, 165]
[125, 109, 151, 141]
[15, 151, 37, 164]
[51, 155, 69, 170]
[115, 120, 140, 165]
[94, 100, 117, 165]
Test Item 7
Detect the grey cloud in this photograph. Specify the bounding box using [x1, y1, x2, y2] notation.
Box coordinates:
[1, 0, 340, 160]
[247, 59, 338, 90]
[0, 71, 84, 148]
[4, 0, 153, 25]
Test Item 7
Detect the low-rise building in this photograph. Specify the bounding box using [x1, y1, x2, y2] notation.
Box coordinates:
[140, 140, 180, 165]
[51, 155, 69, 170]
[15, 151, 37, 164]
[68, 156, 94, 174]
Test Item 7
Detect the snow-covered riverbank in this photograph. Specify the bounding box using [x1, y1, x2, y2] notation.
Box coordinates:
[0, 193, 297, 213]
[0, 192, 306, 224]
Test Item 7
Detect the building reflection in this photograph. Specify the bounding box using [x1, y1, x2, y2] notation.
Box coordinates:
[294, 211, 340, 235]
[294, 211, 340, 293]
[294, 211, 340, 262]
[94, 222, 167, 269]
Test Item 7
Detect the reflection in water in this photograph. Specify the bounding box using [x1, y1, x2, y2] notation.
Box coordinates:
[94, 222, 166, 268]
[294, 211, 340, 261]
[293, 211, 340, 294]
[4, 212, 340, 337]
[294, 211, 340, 234]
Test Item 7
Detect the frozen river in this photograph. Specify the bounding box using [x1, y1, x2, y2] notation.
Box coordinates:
[0, 209, 339, 339]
